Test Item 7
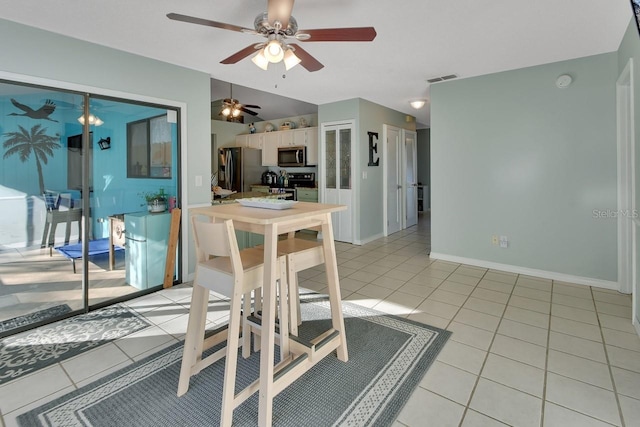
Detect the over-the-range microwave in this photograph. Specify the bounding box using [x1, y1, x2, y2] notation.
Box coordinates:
[278, 146, 306, 167]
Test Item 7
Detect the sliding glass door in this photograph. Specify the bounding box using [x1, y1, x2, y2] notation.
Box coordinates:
[0, 79, 181, 337]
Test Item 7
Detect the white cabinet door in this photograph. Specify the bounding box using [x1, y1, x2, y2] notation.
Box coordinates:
[279, 130, 294, 147]
[303, 128, 318, 165]
[235, 134, 249, 147]
[247, 133, 262, 149]
[262, 132, 279, 166]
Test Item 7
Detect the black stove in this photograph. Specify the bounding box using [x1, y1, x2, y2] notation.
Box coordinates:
[287, 172, 315, 189]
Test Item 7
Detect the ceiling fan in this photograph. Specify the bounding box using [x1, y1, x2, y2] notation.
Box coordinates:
[167, 0, 376, 72]
[217, 83, 261, 123]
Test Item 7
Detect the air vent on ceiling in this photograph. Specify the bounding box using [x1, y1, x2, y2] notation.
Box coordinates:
[426, 74, 458, 84]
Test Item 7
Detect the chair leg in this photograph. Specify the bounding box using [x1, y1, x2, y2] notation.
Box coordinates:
[278, 256, 290, 359]
[177, 284, 209, 397]
[253, 288, 262, 352]
[41, 219, 51, 248]
[287, 255, 301, 336]
[220, 290, 243, 427]
[64, 217, 72, 245]
[242, 292, 252, 358]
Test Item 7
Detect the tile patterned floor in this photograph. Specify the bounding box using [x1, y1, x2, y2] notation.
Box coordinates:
[1, 214, 639, 427]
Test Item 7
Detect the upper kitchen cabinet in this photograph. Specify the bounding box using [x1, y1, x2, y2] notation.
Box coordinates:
[262, 132, 279, 166]
[236, 133, 262, 150]
[236, 126, 318, 166]
[300, 128, 318, 165]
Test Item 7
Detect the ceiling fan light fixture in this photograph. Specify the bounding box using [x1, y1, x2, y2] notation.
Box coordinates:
[264, 39, 284, 63]
[232, 108, 241, 117]
[410, 100, 426, 109]
[77, 113, 103, 126]
[283, 48, 301, 71]
[221, 106, 232, 116]
[251, 49, 269, 70]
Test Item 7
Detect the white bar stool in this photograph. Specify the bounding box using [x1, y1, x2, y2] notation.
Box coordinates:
[178, 217, 288, 427]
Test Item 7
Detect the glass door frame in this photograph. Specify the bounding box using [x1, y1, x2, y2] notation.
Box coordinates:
[0, 71, 186, 335]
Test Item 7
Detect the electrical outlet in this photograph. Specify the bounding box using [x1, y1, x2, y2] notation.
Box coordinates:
[195, 175, 203, 187]
[491, 235, 498, 245]
[499, 235, 508, 248]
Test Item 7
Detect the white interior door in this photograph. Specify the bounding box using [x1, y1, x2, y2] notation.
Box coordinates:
[386, 127, 402, 235]
[404, 130, 418, 228]
[617, 59, 639, 337]
[321, 121, 354, 243]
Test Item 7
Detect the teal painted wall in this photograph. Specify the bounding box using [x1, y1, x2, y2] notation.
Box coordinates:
[431, 52, 618, 281]
[358, 99, 416, 241]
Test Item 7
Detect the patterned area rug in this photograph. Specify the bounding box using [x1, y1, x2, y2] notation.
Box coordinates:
[0, 304, 150, 385]
[0, 304, 71, 334]
[18, 296, 451, 427]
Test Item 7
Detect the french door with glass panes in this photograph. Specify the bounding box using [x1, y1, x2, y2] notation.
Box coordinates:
[320, 121, 354, 243]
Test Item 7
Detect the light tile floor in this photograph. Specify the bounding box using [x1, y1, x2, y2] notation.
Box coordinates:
[1, 214, 639, 427]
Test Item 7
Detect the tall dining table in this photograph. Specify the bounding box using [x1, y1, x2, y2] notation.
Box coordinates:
[189, 201, 349, 427]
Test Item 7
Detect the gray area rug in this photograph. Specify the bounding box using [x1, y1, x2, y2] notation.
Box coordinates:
[0, 304, 71, 334]
[0, 304, 150, 385]
[18, 295, 451, 427]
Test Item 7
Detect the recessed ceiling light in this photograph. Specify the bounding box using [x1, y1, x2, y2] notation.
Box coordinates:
[410, 100, 426, 109]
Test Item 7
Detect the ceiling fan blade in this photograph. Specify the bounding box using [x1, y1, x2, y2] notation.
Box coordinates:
[267, 0, 295, 29]
[297, 27, 377, 42]
[289, 44, 324, 72]
[167, 13, 253, 34]
[220, 45, 260, 64]
[240, 106, 260, 116]
[243, 104, 261, 109]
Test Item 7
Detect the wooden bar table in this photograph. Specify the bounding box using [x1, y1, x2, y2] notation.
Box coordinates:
[189, 201, 349, 427]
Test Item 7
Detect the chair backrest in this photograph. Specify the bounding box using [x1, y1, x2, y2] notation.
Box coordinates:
[58, 193, 74, 210]
[43, 190, 60, 211]
[191, 216, 243, 274]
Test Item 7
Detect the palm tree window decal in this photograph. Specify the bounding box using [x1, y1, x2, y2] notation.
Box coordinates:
[3, 124, 61, 195]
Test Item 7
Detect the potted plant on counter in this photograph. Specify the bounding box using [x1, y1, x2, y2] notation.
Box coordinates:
[139, 188, 168, 213]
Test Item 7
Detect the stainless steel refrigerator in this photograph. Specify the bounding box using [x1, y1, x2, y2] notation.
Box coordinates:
[218, 147, 267, 193]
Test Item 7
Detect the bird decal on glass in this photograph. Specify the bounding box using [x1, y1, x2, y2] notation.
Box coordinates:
[8, 98, 58, 122]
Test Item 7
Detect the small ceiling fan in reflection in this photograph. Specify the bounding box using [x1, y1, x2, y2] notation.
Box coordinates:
[167, 0, 377, 72]
[218, 83, 261, 123]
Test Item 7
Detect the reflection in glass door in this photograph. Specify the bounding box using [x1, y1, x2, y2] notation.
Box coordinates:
[87, 97, 179, 308]
[0, 81, 86, 336]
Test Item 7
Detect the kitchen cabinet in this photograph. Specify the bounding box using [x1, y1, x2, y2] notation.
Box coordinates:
[296, 188, 318, 203]
[235, 134, 249, 148]
[279, 129, 305, 147]
[262, 132, 279, 166]
[250, 185, 270, 194]
[236, 127, 318, 167]
[235, 230, 264, 250]
[236, 133, 262, 150]
[296, 187, 319, 235]
[301, 128, 318, 165]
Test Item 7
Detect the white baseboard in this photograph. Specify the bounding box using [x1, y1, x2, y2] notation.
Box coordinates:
[429, 252, 619, 291]
[355, 232, 385, 246]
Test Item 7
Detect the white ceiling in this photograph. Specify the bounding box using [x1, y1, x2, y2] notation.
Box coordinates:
[0, 0, 632, 128]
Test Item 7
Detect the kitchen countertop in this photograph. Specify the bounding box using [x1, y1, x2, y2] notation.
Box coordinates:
[212, 191, 293, 205]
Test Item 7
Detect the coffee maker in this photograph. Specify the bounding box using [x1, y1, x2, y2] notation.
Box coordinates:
[261, 170, 278, 186]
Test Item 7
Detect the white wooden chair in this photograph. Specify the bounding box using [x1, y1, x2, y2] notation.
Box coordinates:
[178, 217, 288, 427]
